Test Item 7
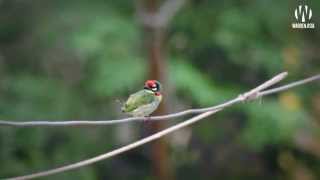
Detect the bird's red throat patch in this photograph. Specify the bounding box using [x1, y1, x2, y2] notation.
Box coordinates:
[154, 92, 161, 96]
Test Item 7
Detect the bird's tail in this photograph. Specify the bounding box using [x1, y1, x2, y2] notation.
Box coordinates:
[115, 99, 126, 112]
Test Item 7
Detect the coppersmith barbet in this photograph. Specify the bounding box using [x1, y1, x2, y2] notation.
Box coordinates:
[121, 80, 162, 117]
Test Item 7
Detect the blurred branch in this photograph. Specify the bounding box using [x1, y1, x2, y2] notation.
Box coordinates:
[1, 73, 320, 128]
[294, 130, 320, 158]
[135, 0, 186, 28]
[157, 0, 186, 26]
[136, 1, 186, 178]
[5, 71, 311, 180]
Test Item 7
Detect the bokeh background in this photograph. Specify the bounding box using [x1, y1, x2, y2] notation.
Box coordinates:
[0, 0, 319, 179]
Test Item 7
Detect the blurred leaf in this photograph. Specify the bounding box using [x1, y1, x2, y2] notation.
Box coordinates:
[67, 13, 146, 97]
[0, 75, 83, 119]
[88, 58, 146, 97]
[241, 100, 309, 150]
[170, 59, 235, 106]
[279, 92, 302, 111]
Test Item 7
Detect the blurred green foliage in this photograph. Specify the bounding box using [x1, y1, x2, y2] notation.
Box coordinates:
[0, 0, 319, 179]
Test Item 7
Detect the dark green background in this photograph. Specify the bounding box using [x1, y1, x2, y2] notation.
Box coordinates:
[0, 0, 319, 179]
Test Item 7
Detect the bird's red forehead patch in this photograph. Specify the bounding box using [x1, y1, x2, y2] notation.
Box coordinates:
[145, 80, 156, 87]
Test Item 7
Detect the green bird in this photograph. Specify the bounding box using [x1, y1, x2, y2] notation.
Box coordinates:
[121, 80, 162, 117]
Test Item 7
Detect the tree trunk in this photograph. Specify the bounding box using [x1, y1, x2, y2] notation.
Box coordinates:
[142, 1, 173, 180]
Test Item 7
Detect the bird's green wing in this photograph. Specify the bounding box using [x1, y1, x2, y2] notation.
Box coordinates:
[122, 90, 155, 113]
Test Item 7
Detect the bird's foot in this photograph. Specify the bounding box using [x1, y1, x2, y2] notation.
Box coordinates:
[143, 116, 151, 122]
